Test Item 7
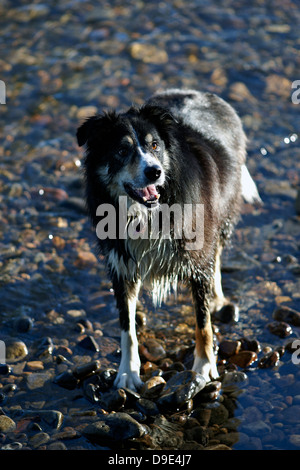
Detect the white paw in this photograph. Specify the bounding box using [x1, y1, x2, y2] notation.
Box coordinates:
[114, 363, 143, 391]
[192, 355, 218, 383]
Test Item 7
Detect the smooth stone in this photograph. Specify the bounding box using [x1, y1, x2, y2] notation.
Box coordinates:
[289, 434, 300, 447]
[73, 360, 101, 379]
[157, 371, 206, 410]
[14, 316, 34, 332]
[83, 412, 147, 442]
[141, 376, 166, 399]
[77, 335, 99, 352]
[29, 432, 50, 449]
[273, 306, 300, 327]
[241, 420, 271, 436]
[27, 372, 52, 390]
[54, 370, 79, 390]
[218, 340, 241, 358]
[258, 351, 280, 369]
[267, 321, 292, 338]
[214, 303, 239, 323]
[135, 398, 160, 418]
[221, 371, 248, 388]
[229, 351, 257, 368]
[281, 405, 300, 424]
[6, 340, 28, 362]
[0, 415, 16, 433]
[0, 364, 12, 375]
[207, 402, 229, 425]
[239, 337, 261, 353]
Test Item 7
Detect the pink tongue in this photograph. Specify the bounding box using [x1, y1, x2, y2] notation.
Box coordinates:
[139, 185, 158, 200]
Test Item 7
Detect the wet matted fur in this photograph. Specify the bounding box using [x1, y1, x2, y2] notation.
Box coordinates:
[76, 89, 261, 390]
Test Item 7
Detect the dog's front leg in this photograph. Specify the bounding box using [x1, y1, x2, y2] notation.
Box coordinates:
[190, 278, 218, 382]
[112, 277, 143, 391]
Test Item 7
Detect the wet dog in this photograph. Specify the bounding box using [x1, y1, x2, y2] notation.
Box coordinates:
[76, 89, 261, 391]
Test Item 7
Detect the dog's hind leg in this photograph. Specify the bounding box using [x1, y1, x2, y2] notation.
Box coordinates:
[113, 277, 143, 391]
[210, 242, 239, 323]
[191, 278, 218, 382]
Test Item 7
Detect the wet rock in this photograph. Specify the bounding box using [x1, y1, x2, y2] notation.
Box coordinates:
[74, 251, 98, 268]
[139, 338, 166, 362]
[207, 402, 229, 425]
[214, 304, 239, 323]
[281, 405, 300, 424]
[0, 415, 16, 433]
[77, 335, 99, 352]
[130, 43, 168, 64]
[191, 407, 211, 426]
[83, 412, 147, 443]
[73, 360, 101, 379]
[29, 432, 50, 449]
[27, 372, 52, 390]
[0, 364, 12, 375]
[273, 306, 300, 327]
[14, 316, 34, 333]
[135, 398, 160, 418]
[157, 371, 206, 411]
[147, 415, 183, 448]
[218, 340, 241, 358]
[6, 340, 28, 362]
[267, 321, 292, 338]
[184, 425, 209, 445]
[241, 420, 271, 436]
[289, 434, 300, 447]
[193, 381, 222, 404]
[221, 371, 249, 388]
[36, 337, 54, 358]
[54, 370, 79, 390]
[229, 351, 257, 368]
[258, 351, 280, 369]
[141, 376, 166, 399]
[100, 389, 127, 411]
[239, 337, 261, 354]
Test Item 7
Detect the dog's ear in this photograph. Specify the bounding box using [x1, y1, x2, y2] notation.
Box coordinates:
[140, 105, 177, 128]
[76, 112, 118, 147]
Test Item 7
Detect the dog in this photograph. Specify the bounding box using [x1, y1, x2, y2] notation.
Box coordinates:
[76, 89, 261, 391]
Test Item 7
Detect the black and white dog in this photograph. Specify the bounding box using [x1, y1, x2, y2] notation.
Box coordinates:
[76, 89, 261, 391]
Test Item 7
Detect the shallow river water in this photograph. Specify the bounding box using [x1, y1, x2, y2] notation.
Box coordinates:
[0, 0, 300, 451]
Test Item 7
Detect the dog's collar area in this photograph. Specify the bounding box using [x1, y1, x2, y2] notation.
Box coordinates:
[124, 183, 160, 208]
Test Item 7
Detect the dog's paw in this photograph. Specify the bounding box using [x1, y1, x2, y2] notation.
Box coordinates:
[114, 367, 143, 391]
[192, 355, 219, 383]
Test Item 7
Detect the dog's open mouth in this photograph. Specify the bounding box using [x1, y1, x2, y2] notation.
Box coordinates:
[124, 183, 160, 208]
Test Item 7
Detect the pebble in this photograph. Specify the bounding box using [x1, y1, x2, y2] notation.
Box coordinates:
[267, 321, 292, 338]
[157, 371, 206, 411]
[27, 372, 52, 390]
[273, 306, 300, 327]
[258, 351, 280, 369]
[0, 415, 16, 433]
[218, 340, 241, 358]
[77, 335, 99, 352]
[83, 412, 147, 443]
[29, 432, 50, 449]
[5, 340, 28, 362]
[221, 371, 249, 388]
[141, 376, 166, 399]
[289, 434, 300, 447]
[229, 351, 257, 368]
[0, 0, 299, 452]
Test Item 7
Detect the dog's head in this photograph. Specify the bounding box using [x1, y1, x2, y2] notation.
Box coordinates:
[77, 105, 175, 209]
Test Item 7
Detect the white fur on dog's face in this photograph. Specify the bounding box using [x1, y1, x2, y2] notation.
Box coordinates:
[97, 127, 169, 208]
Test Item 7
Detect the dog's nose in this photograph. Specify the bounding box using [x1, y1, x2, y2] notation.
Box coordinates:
[144, 165, 161, 182]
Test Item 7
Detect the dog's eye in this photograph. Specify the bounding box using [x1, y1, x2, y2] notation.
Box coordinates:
[152, 141, 159, 151]
[118, 147, 129, 157]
